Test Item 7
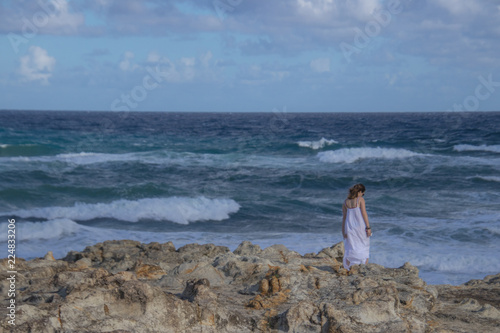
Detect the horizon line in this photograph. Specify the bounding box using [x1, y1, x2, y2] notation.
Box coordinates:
[2, 109, 500, 114]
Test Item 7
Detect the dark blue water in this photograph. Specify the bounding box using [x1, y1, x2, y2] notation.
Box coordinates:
[1, 110, 499, 285]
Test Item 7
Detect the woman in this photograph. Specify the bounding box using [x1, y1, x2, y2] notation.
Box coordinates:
[342, 183, 372, 270]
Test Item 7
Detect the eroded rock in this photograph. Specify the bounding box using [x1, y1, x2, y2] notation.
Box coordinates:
[0, 240, 498, 333]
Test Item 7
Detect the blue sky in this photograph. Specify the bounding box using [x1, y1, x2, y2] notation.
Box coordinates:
[1, 0, 499, 112]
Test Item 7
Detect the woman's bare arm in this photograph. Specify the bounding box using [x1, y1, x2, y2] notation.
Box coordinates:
[359, 198, 372, 236]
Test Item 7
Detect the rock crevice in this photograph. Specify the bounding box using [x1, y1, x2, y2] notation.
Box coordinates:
[1, 241, 498, 332]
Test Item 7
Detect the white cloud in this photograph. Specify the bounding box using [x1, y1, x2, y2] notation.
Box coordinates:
[384, 71, 414, 87]
[295, 0, 381, 21]
[44, 0, 85, 34]
[181, 58, 196, 80]
[238, 64, 291, 85]
[181, 58, 196, 67]
[19, 46, 56, 85]
[296, 0, 336, 17]
[435, 0, 480, 16]
[119, 51, 139, 71]
[0, 0, 85, 35]
[385, 73, 398, 86]
[346, 0, 381, 21]
[200, 51, 213, 67]
[146, 52, 201, 83]
[93, 0, 113, 7]
[147, 52, 161, 63]
[310, 58, 330, 73]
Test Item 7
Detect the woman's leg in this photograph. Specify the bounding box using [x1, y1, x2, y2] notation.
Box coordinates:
[343, 257, 350, 270]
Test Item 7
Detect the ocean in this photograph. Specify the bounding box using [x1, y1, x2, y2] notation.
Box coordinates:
[1, 110, 499, 285]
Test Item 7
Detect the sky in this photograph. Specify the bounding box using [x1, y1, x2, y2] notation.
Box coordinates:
[0, 0, 499, 112]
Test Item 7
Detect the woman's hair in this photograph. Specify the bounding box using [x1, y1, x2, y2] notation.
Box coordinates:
[347, 183, 366, 199]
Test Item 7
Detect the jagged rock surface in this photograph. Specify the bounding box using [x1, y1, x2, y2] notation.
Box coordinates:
[1, 240, 499, 332]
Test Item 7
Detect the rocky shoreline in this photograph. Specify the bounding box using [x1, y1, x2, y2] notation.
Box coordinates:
[1, 240, 499, 332]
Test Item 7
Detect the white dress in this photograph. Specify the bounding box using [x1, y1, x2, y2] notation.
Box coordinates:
[343, 197, 370, 270]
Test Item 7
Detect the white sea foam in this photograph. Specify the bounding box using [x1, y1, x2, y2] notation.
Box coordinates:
[0, 221, 341, 260]
[454, 144, 500, 153]
[468, 176, 500, 183]
[317, 147, 421, 164]
[1, 151, 204, 167]
[0, 150, 314, 171]
[55, 152, 139, 165]
[0, 219, 111, 259]
[0, 143, 38, 149]
[486, 226, 500, 236]
[0, 214, 497, 285]
[371, 230, 500, 285]
[3, 150, 235, 167]
[8, 219, 84, 241]
[1, 221, 496, 285]
[2, 152, 137, 165]
[7, 196, 241, 224]
[297, 138, 338, 150]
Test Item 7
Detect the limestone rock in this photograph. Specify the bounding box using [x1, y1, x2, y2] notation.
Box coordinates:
[1, 241, 498, 333]
[234, 241, 262, 256]
[43, 251, 56, 261]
